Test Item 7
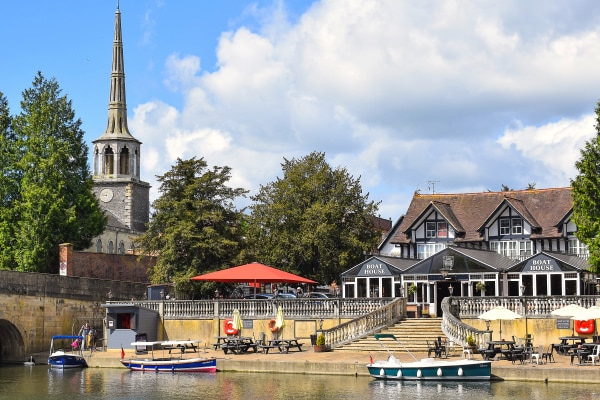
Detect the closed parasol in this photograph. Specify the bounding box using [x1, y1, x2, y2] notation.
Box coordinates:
[275, 306, 285, 338]
[232, 309, 243, 336]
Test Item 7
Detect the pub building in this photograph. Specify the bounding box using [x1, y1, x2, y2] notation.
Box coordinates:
[340, 187, 596, 317]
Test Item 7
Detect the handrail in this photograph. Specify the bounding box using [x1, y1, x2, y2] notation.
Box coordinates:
[321, 297, 405, 348]
[441, 296, 487, 349]
[106, 297, 398, 320]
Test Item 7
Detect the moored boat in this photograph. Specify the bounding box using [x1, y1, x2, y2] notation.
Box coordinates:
[367, 334, 491, 381]
[120, 340, 217, 373]
[48, 335, 88, 369]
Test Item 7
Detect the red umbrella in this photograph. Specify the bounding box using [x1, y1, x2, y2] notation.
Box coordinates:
[190, 262, 317, 284]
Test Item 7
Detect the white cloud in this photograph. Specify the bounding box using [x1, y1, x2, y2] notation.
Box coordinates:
[131, 0, 600, 219]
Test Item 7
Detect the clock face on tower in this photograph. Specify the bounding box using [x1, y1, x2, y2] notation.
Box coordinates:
[100, 188, 114, 203]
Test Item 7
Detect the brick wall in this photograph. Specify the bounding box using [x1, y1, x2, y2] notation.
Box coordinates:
[60, 243, 154, 284]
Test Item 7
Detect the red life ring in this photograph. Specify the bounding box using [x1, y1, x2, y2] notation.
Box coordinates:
[575, 319, 595, 334]
[224, 318, 238, 335]
[268, 319, 278, 333]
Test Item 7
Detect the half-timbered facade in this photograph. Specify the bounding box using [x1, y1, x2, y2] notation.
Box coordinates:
[342, 187, 594, 317]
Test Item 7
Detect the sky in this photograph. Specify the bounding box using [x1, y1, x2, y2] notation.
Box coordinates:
[2, 1, 600, 221]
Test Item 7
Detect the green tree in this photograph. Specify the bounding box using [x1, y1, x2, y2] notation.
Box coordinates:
[571, 100, 600, 272]
[0, 92, 18, 269]
[10, 72, 106, 272]
[245, 151, 380, 284]
[136, 157, 248, 296]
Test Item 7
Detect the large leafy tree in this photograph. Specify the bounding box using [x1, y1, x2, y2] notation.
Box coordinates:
[572, 100, 600, 272]
[0, 92, 18, 269]
[245, 151, 381, 284]
[10, 72, 106, 272]
[136, 157, 248, 296]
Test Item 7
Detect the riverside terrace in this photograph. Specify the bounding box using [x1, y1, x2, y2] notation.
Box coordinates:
[105, 295, 600, 353]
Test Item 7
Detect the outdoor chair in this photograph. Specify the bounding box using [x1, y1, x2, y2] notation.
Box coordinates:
[461, 345, 472, 359]
[530, 345, 543, 365]
[588, 345, 600, 366]
[542, 345, 555, 363]
[427, 340, 439, 358]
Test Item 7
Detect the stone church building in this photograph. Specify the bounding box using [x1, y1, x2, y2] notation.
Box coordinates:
[86, 6, 150, 255]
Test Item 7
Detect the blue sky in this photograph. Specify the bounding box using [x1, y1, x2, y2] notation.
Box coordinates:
[2, 1, 600, 221]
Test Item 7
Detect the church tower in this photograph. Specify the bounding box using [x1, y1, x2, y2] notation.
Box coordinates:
[91, 5, 150, 253]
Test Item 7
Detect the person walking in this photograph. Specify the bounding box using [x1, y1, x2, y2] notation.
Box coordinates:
[79, 321, 90, 350]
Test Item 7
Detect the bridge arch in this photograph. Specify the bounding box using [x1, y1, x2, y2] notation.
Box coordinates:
[0, 319, 25, 363]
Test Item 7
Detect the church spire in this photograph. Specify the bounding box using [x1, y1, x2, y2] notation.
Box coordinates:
[99, 6, 137, 141]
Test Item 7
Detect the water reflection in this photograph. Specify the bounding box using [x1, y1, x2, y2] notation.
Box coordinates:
[2, 365, 600, 400]
[369, 380, 493, 399]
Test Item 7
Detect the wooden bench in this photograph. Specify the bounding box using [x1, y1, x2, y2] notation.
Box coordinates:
[258, 344, 283, 354]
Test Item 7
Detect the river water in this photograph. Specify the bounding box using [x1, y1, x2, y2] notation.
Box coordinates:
[2, 365, 600, 399]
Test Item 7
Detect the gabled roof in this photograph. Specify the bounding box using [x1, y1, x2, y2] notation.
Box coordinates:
[377, 215, 404, 251]
[403, 246, 516, 275]
[391, 188, 572, 244]
[340, 255, 418, 277]
[507, 251, 589, 273]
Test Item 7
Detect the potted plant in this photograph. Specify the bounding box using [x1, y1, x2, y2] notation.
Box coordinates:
[407, 284, 417, 296]
[313, 333, 328, 352]
[476, 281, 486, 295]
[466, 333, 477, 353]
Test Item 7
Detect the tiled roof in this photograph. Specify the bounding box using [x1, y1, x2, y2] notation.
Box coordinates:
[391, 187, 572, 244]
[404, 246, 516, 274]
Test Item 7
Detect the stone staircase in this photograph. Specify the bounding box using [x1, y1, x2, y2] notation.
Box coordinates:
[335, 318, 447, 354]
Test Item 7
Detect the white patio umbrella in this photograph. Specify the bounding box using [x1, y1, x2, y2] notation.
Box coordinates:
[551, 304, 586, 317]
[275, 306, 285, 338]
[232, 309, 243, 337]
[478, 306, 522, 340]
[551, 304, 586, 335]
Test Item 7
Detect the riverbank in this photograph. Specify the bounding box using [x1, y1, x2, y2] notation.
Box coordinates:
[71, 346, 600, 384]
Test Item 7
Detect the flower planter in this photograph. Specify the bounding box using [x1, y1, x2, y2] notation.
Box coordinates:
[313, 345, 329, 352]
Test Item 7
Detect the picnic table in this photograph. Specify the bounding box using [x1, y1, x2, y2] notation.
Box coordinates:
[260, 339, 304, 354]
[220, 337, 258, 354]
[162, 340, 199, 354]
[483, 340, 516, 360]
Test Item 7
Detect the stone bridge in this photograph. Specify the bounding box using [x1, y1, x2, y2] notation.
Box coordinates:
[0, 270, 146, 363]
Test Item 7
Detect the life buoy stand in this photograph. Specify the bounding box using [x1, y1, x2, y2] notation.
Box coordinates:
[575, 319, 595, 334]
[224, 318, 238, 336]
[268, 319, 278, 333]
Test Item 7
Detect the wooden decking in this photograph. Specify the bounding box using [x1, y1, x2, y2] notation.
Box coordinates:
[335, 318, 445, 354]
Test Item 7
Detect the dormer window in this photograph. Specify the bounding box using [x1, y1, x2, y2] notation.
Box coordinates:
[499, 217, 523, 236]
[426, 221, 447, 238]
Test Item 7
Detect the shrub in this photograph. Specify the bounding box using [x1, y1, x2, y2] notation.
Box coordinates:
[316, 333, 325, 346]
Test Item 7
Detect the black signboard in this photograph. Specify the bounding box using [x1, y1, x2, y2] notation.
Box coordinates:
[556, 319, 571, 329]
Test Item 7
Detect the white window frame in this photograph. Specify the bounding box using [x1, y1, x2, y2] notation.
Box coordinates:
[499, 219, 510, 235]
[417, 243, 447, 259]
[426, 222, 436, 238]
[568, 238, 589, 257]
[490, 240, 532, 259]
[512, 218, 523, 234]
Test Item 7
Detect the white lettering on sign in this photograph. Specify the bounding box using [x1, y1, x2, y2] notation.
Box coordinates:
[528, 259, 555, 271]
[362, 264, 387, 275]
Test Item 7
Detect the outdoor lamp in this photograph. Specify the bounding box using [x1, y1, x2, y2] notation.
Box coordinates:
[485, 320, 490, 331]
[520, 285, 525, 296]
[448, 284, 454, 296]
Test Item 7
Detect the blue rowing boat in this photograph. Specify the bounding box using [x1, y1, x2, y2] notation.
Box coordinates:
[120, 340, 217, 373]
[367, 334, 491, 381]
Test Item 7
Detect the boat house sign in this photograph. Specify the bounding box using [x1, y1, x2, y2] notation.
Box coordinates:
[522, 257, 561, 273]
[357, 262, 393, 277]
